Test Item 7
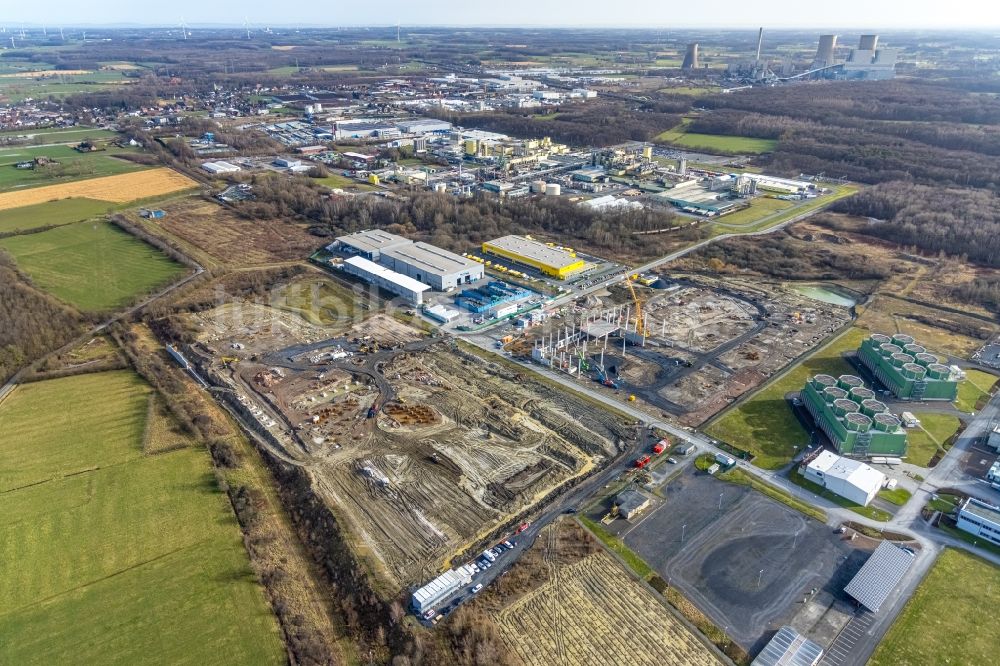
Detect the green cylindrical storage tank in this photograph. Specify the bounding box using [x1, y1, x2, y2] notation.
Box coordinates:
[891, 353, 912, 368]
[824, 386, 847, 403]
[927, 363, 950, 380]
[834, 398, 860, 417]
[870, 333, 892, 345]
[892, 333, 914, 346]
[838, 375, 864, 391]
[845, 412, 872, 432]
[813, 374, 838, 389]
[880, 343, 902, 357]
[915, 352, 938, 367]
[903, 344, 925, 355]
[860, 398, 887, 416]
[873, 413, 901, 432]
[850, 387, 875, 401]
[902, 362, 926, 380]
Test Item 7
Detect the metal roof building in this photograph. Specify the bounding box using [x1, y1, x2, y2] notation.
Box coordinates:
[956, 496, 1000, 546]
[843, 540, 915, 612]
[341, 256, 430, 306]
[751, 626, 824, 666]
[411, 567, 473, 613]
[331, 230, 411, 261]
[482, 235, 585, 279]
[803, 451, 886, 507]
[380, 241, 483, 291]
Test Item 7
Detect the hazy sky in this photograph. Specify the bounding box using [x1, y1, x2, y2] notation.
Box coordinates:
[4, 0, 1000, 30]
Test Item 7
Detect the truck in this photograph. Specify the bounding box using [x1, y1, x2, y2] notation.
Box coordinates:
[652, 439, 669, 454]
[635, 454, 651, 469]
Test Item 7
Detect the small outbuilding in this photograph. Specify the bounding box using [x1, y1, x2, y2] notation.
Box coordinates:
[615, 490, 650, 520]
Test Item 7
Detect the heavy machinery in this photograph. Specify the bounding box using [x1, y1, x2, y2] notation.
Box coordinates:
[220, 356, 239, 366]
[625, 277, 646, 337]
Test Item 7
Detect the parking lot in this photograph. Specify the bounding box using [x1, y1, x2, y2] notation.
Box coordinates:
[623, 467, 870, 653]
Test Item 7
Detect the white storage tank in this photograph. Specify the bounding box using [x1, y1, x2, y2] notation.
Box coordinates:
[544, 183, 561, 196]
[530, 180, 546, 193]
[433, 182, 447, 193]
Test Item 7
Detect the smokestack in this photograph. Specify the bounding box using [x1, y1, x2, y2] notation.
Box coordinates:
[859, 34, 878, 51]
[682, 43, 699, 70]
[756, 27, 764, 61]
[815, 34, 837, 67]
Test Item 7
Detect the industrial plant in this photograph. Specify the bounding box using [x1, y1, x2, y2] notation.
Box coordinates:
[857, 333, 960, 401]
[800, 373, 908, 457]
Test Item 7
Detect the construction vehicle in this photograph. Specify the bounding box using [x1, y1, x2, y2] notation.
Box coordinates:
[625, 278, 646, 337]
[220, 356, 239, 366]
[634, 454, 651, 469]
[628, 394, 637, 402]
[653, 439, 669, 454]
[576, 349, 591, 371]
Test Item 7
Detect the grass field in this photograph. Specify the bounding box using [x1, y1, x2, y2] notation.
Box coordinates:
[0, 220, 186, 311]
[0, 371, 284, 665]
[870, 549, 1000, 666]
[713, 198, 794, 227]
[956, 369, 998, 412]
[704, 327, 869, 469]
[0, 167, 197, 211]
[655, 119, 777, 154]
[0, 198, 111, 233]
[0, 150, 143, 193]
[905, 412, 962, 467]
[316, 173, 376, 191]
[710, 184, 859, 237]
[271, 275, 360, 327]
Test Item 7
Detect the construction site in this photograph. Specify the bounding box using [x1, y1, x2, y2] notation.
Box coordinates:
[179, 278, 632, 590]
[507, 275, 852, 425]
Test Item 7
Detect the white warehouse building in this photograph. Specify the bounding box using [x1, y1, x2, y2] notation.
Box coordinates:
[956, 497, 1000, 546]
[411, 567, 473, 614]
[340, 256, 430, 306]
[803, 451, 886, 506]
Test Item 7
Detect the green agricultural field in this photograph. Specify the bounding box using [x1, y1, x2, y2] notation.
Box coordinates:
[0, 371, 284, 665]
[0, 220, 186, 311]
[705, 327, 870, 469]
[870, 549, 1000, 666]
[905, 412, 962, 467]
[655, 120, 777, 154]
[0, 149, 143, 193]
[955, 369, 998, 412]
[0, 198, 112, 233]
[0, 127, 119, 141]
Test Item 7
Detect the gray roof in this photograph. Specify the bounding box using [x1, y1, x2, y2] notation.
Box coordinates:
[751, 626, 824, 666]
[381, 241, 480, 277]
[615, 489, 649, 515]
[960, 497, 1000, 527]
[844, 541, 914, 612]
[337, 229, 411, 255]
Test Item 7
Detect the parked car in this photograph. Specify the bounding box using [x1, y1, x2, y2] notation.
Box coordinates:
[472, 583, 483, 593]
[667, 457, 678, 464]
[423, 609, 436, 620]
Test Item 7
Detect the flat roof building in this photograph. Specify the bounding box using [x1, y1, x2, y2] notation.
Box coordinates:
[843, 540, 914, 612]
[956, 497, 1000, 547]
[380, 241, 483, 291]
[801, 373, 907, 457]
[201, 160, 241, 174]
[858, 333, 959, 401]
[802, 450, 886, 506]
[615, 490, 651, 520]
[341, 256, 430, 306]
[331, 230, 411, 261]
[482, 236, 586, 280]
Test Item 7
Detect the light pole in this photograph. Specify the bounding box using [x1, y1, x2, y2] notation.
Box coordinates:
[757, 568, 764, 588]
[718, 492, 724, 510]
[682, 523, 687, 542]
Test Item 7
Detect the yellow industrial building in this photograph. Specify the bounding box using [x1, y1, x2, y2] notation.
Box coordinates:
[482, 235, 586, 279]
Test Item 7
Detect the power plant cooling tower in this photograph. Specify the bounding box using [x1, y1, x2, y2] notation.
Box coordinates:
[682, 43, 700, 70]
[858, 34, 879, 51]
[815, 34, 837, 67]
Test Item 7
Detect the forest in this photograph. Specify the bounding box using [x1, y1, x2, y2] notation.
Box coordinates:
[238, 174, 704, 261]
[0, 254, 83, 384]
[827, 183, 1000, 268]
[428, 101, 684, 148]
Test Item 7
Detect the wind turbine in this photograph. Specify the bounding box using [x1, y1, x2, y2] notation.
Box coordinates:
[179, 18, 188, 40]
[244, 17, 251, 40]
[60, 27, 64, 41]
